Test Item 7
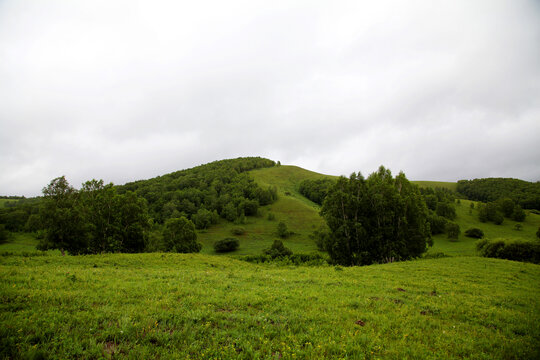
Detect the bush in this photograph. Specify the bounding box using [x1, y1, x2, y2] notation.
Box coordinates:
[476, 238, 540, 264]
[214, 238, 240, 253]
[511, 206, 526, 222]
[242, 253, 327, 266]
[492, 212, 504, 225]
[277, 221, 289, 238]
[446, 222, 460, 241]
[464, 228, 484, 239]
[436, 202, 456, 220]
[231, 227, 245, 235]
[427, 214, 447, 235]
[537, 226, 540, 239]
[163, 217, 201, 253]
[263, 239, 293, 259]
[267, 212, 276, 221]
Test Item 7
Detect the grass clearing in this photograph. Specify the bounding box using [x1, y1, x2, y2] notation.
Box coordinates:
[1, 253, 539, 359]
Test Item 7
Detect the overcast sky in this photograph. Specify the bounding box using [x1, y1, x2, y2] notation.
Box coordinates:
[1, 0, 539, 196]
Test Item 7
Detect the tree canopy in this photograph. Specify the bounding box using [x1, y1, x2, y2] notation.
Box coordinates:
[457, 178, 540, 210]
[38, 176, 150, 255]
[320, 166, 431, 266]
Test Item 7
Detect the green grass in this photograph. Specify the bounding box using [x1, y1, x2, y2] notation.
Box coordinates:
[1, 253, 538, 359]
[0, 233, 40, 253]
[412, 181, 457, 192]
[197, 166, 330, 255]
[428, 200, 540, 257]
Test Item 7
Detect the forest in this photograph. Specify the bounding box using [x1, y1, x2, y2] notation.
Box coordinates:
[457, 178, 540, 210]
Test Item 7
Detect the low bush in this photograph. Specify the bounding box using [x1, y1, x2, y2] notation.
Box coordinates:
[231, 227, 245, 235]
[242, 253, 327, 266]
[464, 228, 484, 239]
[476, 238, 540, 264]
[446, 222, 460, 241]
[213, 238, 240, 253]
[263, 239, 293, 259]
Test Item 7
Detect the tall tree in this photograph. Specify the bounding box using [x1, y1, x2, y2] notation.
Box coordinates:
[320, 166, 431, 266]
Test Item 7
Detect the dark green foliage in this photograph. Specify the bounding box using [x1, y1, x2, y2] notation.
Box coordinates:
[118, 157, 276, 224]
[464, 228, 484, 239]
[0, 224, 8, 244]
[267, 212, 276, 221]
[163, 217, 201, 253]
[192, 208, 218, 229]
[477, 202, 505, 225]
[457, 178, 540, 210]
[514, 224, 523, 231]
[320, 166, 431, 266]
[298, 178, 336, 205]
[263, 239, 293, 258]
[276, 221, 289, 238]
[24, 214, 42, 232]
[38, 177, 150, 254]
[446, 222, 460, 241]
[511, 205, 526, 222]
[435, 202, 457, 220]
[476, 238, 540, 264]
[492, 212, 504, 225]
[537, 227, 540, 239]
[213, 238, 240, 253]
[499, 198, 515, 217]
[310, 226, 331, 251]
[427, 214, 447, 235]
[242, 253, 326, 265]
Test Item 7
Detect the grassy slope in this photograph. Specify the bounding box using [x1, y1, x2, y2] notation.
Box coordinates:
[1, 253, 539, 359]
[197, 165, 330, 255]
[428, 199, 540, 257]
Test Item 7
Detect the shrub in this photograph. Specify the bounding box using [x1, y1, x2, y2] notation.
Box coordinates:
[511, 206, 526, 222]
[231, 227, 245, 235]
[537, 226, 540, 239]
[214, 238, 240, 253]
[446, 222, 460, 241]
[464, 228, 484, 239]
[492, 212, 504, 225]
[427, 214, 447, 235]
[436, 202, 457, 220]
[242, 253, 326, 266]
[267, 212, 276, 221]
[513, 224, 523, 231]
[263, 239, 293, 259]
[163, 217, 201, 253]
[476, 238, 540, 264]
[277, 221, 290, 238]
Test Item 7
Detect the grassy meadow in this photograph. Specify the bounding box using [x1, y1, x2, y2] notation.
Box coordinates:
[2, 253, 539, 359]
[1, 165, 540, 359]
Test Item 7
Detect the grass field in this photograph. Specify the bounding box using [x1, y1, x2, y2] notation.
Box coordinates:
[1, 253, 539, 359]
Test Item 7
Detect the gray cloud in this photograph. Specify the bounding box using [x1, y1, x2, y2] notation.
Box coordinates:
[1, 0, 539, 196]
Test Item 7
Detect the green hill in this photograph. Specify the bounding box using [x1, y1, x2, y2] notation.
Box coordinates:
[197, 165, 330, 255]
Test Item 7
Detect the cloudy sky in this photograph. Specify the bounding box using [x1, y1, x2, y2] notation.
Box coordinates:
[1, 0, 539, 196]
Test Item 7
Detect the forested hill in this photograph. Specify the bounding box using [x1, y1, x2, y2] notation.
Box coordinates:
[117, 157, 278, 224]
[457, 178, 540, 210]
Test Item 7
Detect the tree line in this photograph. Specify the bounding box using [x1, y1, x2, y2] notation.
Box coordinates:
[457, 178, 540, 210]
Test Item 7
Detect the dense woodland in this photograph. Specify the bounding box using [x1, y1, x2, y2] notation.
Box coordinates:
[457, 178, 540, 210]
[117, 157, 277, 225]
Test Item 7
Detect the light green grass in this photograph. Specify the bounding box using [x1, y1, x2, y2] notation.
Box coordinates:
[412, 181, 457, 192]
[1, 253, 538, 359]
[197, 166, 330, 255]
[428, 200, 540, 257]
